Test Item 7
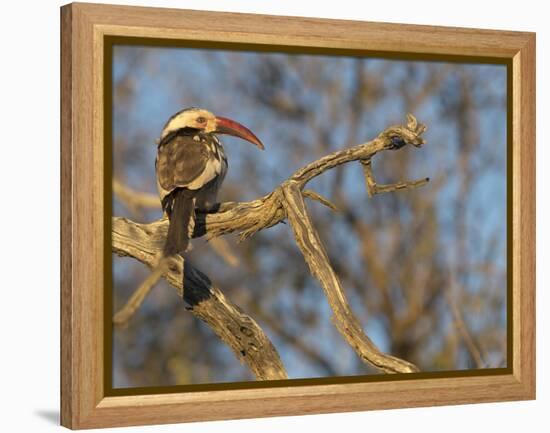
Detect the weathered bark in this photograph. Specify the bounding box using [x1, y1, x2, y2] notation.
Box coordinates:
[112, 219, 288, 380]
[113, 114, 428, 377]
[282, 182, 418, 373]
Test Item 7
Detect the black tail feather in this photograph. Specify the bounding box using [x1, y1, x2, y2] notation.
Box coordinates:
[163, 189, 195, 257]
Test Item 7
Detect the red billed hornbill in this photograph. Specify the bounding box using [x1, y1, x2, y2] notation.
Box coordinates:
[156, 107, 264, 258]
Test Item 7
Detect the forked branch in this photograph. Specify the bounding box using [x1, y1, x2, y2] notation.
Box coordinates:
[112, 114, 428, 377]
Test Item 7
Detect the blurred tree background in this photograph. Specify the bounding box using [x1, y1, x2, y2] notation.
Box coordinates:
[111, 45, 507, 388]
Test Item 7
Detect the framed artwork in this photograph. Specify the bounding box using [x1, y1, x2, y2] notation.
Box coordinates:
[60, 2, 535, 429]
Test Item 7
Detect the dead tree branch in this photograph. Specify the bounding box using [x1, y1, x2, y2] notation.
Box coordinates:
[361, 159, 430, 197]
[112, 114, 428, 377]
[282, 182, 418, 373]
[112, 221, 288, 380]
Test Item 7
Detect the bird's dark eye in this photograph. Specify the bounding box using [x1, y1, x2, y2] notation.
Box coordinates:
[196, 116, 206, 124]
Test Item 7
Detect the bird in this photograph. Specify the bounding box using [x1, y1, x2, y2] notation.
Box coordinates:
[155, 107, 264, 259]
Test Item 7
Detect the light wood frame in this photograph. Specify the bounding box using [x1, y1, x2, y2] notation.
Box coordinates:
[60, 2, 536, 429]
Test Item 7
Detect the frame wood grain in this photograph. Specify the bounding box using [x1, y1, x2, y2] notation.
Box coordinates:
[60, 2, 535, 429]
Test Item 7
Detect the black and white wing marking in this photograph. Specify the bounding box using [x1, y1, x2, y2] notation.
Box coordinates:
[156, 133, 223, 212]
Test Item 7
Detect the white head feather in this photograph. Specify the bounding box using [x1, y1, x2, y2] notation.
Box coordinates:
[160, 108, 217, 141]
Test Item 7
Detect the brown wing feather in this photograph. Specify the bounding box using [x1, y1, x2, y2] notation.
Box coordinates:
[156, 134, 209, 192]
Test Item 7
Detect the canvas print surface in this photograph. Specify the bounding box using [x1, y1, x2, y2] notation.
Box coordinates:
[110, 44, 507, 389]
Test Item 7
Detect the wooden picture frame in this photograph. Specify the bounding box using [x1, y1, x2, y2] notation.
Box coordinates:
[61, 2, 535, 429]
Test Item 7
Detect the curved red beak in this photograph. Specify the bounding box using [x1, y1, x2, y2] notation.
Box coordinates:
[214, 116, 264, 150]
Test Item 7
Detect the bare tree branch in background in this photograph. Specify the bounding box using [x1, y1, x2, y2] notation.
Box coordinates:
[113, 114, 428, 376]
[113, 178, 161, 210]
[445, 289, 486, 369]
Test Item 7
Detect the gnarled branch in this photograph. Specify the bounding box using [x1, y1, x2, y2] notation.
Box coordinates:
[113, 114, 428, 377]
[112, 220, 288, 380]
[282, 182, 418, 373]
